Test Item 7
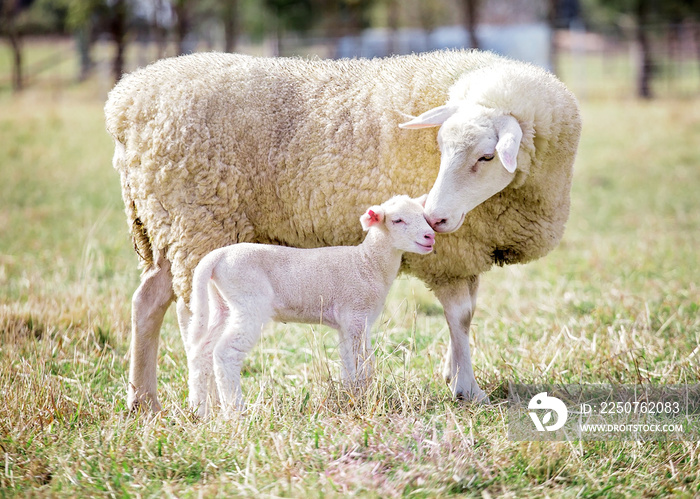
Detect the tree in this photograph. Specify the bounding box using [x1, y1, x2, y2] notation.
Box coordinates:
[657, 0, 700, 89]
[65, 0, 133, 83]
[197, 0, 240, 53]
[144, 0, 171, 59]
[460, 0, 480, 49]
[582, 0, 657, 98]
[264, 0, 316, 55]
[173, 0, 192, 54]
[0, 0, 34, 92]
[222, 0, 238, 52]
[66, 0, 102, 81]
[582, 0, 700, 98]
[549, 0, 582, 75]
[547, 0, 559, 74]
[107, 0, 129, 80]
[634, 0, 652, 98]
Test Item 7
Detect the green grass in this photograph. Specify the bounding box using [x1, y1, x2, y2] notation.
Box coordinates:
[1, 79, 700, 496]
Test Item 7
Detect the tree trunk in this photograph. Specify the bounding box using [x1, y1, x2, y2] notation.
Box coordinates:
[109, 0, 128, 83]
[635, 0, 653, 99]
[273, 5, 282, 57]
[175, 0, 192, 55]
[8, 25, 22, 91]
[223, 0, 238, 53]
[547, 0, 558, 74]
[76, 24, 93, 82]
[694, 22, 700, 89]
[152, 0, 169, 59]
[387, 0, 399, 55]
[461, 0, 480, 50]
[2, 0, 23, 92]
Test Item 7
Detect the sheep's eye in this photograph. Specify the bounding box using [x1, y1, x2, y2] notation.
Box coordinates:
[479, 154, 495, 162]
[392, 219, 404, 225]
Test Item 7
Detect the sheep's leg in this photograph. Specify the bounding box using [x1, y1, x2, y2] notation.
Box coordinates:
[338, 318, 374, 389]
[433, 276, 489, 403]
[128, 253, 175, 413]
[212, 312, 265, 415]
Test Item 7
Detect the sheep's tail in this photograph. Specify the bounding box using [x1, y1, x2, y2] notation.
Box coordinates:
[187, 251, 221, 349]
[111, 140, 155, 270]
[127, 200, 154, 270]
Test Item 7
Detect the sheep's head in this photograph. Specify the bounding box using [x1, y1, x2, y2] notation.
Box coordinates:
[360, 195, 435, 255]
[399, 104, 523, 233]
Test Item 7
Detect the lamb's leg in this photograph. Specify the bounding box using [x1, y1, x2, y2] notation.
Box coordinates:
[338, 318, 374, 389]
[188, 330, 218, 418]
[176, 297, 192, 352]
[212, 312, 265, 415]
[433, 276, 489, 403]
[187, 287, 229, 417]
[188, 343, 211, 417]
[128, 253, 175, 413]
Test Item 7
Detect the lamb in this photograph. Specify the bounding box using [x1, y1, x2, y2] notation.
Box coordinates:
[186, 195, 435, 417]
[105, 49, 581, 413]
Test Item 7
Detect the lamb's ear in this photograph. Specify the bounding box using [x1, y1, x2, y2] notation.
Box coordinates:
[360, 206, 385, 231]
[415, 194, 428, 207]
[495, 115, 523, 173]
[399, 105, 459, 129]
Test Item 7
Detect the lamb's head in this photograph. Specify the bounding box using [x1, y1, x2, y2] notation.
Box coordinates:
[360, 195, 435, 255]
[399, 104, 523, 233]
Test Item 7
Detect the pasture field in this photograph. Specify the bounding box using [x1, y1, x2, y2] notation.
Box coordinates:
[1, 82, 699, 497]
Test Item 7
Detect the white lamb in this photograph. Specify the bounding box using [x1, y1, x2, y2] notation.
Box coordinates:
[186, 195, 435, 417]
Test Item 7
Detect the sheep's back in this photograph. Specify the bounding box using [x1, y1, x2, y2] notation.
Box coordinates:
[105, 50, 579, 299]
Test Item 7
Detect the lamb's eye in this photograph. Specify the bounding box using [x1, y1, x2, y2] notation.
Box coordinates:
[479, 154, 495, 162]
[392, 219, 404, 225]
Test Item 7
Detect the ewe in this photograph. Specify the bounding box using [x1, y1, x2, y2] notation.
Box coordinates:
[186, 195, 435, 417]
[105, 50, 581, 412]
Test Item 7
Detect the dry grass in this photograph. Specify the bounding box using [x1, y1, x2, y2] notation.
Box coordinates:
[1, 82, 699, 496]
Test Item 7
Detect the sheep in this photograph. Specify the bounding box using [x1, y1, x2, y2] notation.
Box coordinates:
[186, 195, 435, 417]
[105, 49, 581, 412]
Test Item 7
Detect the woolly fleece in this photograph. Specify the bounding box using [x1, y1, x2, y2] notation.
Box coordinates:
[105, 49, 581, 301]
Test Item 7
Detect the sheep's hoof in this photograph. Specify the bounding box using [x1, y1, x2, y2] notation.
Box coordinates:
[455, 389, 490, 405]
[127, 392, 163, 414]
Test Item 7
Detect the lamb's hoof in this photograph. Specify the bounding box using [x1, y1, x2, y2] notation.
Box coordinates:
[221, 405, 246, 420]
[188, 402, 208, 421]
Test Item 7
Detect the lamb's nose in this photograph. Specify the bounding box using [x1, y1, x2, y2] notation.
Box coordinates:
[424, 232, 435, 244]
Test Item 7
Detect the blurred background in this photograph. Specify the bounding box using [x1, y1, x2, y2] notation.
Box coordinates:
[1, 4, 699, 494]
[1, 0, 699, 100]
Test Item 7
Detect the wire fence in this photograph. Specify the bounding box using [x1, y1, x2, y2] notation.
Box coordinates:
[1, 22, 699, 100]
[556, 22, 700, 99]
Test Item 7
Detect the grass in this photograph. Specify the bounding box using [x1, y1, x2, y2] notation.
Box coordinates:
[1, 72, 700, 496]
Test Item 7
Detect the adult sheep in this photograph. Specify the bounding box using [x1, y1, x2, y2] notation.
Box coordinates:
[105, 49, 581, 413]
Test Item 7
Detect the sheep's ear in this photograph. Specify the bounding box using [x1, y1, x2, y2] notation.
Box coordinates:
[360, 207, 385, 231]
[399, 105, 459, 129]
[415, 194, 428, 207]
[495, 115, 523, 173]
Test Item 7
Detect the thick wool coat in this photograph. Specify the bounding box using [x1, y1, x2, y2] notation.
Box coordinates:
[105, 49, 581, 300]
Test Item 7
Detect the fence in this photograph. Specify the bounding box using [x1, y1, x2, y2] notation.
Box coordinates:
[556, 22, 700, 99]
[1, 22, 699, 100]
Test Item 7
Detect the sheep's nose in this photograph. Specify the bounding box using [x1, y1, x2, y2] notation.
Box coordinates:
[424, 232, 435, 244]
[427, 216, 449, 231]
